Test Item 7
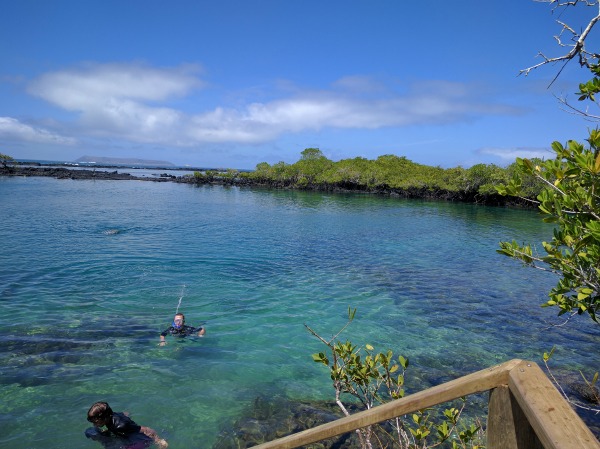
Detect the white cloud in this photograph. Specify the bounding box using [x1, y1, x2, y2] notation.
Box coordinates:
[24, 62, 521, 147]
[0, 117, 76, 145]
[28, 62, 202, 108]
[185, 83, 519, 143]
[28, 62, 202, 143]
[479, 146, 553, 161]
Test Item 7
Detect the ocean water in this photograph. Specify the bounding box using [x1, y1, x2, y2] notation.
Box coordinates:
[0, 176, 597, 449]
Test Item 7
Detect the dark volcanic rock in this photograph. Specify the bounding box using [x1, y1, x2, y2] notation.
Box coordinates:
[212, 396, 396, 449]
[569, 381, 600, 405]
[2, 166, 147, 181]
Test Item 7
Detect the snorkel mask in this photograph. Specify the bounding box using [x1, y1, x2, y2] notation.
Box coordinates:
[173, 318, 184, 329]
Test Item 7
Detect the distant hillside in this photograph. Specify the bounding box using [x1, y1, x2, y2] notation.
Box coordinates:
[75, 155, 175, 166]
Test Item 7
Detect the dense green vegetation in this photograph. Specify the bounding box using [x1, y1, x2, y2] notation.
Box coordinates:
[193, 148, 544, 206]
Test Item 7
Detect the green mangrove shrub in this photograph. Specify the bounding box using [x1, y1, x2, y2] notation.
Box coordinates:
[306, 308, 484, 449]
[497, 134, 600, 324]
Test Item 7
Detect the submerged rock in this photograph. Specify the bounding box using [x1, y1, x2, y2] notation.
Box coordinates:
[569, 381, 600, 405]
[212, 396, 396, 449]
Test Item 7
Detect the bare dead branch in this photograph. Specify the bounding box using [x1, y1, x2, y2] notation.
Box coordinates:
[556, 93, 600, 120]
[534, 1, 599, 9]
[521, 2, 600, 81]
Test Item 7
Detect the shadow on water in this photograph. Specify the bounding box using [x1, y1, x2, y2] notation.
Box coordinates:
[0, 319, 162, 387]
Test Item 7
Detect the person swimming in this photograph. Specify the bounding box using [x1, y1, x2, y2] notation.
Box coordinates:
[158, 312, 205, 346]
[85, 401, 168, 448]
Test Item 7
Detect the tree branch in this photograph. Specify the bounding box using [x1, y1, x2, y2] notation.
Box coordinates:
[521, 2, 600, 82]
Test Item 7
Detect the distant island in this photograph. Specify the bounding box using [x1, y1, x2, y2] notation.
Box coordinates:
[75, 155, 175, 167]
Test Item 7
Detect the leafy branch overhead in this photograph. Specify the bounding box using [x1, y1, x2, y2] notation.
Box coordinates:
[497, 0, 600, 324]
[497, 138, 600, 322]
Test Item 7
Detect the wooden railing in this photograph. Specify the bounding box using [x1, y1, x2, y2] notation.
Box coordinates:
[251, 359, 599, 449]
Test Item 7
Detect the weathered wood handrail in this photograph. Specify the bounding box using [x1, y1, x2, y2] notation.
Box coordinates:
[250, 359, 599, 449]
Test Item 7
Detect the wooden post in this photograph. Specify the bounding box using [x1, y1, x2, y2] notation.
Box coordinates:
[508, 361, 600, 449]
[488, 385, 544, 449]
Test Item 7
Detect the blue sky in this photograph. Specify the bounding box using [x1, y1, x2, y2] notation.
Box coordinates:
[1, 1, 598, 169]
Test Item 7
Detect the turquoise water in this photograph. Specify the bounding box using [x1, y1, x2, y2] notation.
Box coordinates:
[0, 177, 597, 449]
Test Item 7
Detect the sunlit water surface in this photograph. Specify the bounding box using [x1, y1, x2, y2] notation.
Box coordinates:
[0, 177, 597, 448]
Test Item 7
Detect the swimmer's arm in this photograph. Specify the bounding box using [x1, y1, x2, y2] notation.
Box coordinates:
[158, 327, 171, 346]
[141, 426, 168, 448]
[159, 335, 166, 346]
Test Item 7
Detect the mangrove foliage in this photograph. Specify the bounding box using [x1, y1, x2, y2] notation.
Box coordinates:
[191, 148, 545, 207]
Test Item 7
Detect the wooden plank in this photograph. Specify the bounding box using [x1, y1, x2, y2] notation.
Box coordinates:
[251, 359, 523, 449]
[487, 385, 543, 449]
[508, 360, 600, 449]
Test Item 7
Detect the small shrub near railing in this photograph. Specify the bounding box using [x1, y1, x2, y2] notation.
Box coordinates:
[306, 308, 485, 449]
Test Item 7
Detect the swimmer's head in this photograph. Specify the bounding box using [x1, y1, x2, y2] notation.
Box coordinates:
[87, 401, 113, 427]
[173, 313, 185, 329]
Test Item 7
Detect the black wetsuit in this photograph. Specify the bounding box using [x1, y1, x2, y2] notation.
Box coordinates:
[107, 412, 141, 437]
[160, 324, 203, 337]
[85, 412, 150, 448]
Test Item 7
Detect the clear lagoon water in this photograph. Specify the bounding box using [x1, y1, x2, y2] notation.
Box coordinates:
[0, 176, 598, 449]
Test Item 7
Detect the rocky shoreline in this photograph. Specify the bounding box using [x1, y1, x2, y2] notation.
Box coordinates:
[1, 164, 533, 207]
[0, 166, 180, 182]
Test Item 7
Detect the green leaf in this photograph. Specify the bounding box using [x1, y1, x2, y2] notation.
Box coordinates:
[399, 355, 409, 369]
[543, 346, 555, 363]
[436, 421, 450, 439]
[312, 352, 329, 365]
[578, 291, 591, 300]
[347, 307, 356, 320]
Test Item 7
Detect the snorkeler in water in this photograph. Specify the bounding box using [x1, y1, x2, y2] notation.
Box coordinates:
[159, 312, 205, 346]
[85, 401, 168, 448]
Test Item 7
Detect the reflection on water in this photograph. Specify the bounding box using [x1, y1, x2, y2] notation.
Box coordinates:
[0, 178, 597, 448]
